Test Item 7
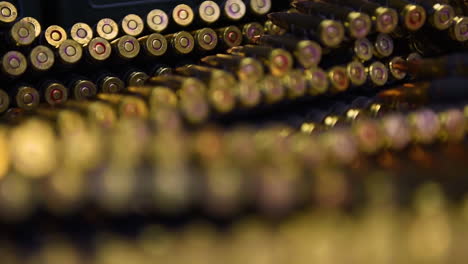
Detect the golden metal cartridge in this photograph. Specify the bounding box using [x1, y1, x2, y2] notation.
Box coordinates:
[0, 1, 17, 24]
[222, 0, 247, 21]
[44, 25, 67, 48]
[166, 31, 195, 55]
[13, 86, 40, 110]
[242, 22, 265, 43]
[1, 51, 27, 77]
[57, 39, 83, 65]
[328, 66, 350, 93]
[86, 37, 112, 62]
[70, 22, 93, 45]
[111, 35, 141, 60]
[199, 1, 221, 24]
[10, 20, 36, 46]
[42, 81, 68, 106]
[202, 54, 265, 82]
[367, 61, 389, 86]
[96, 18, 119, 41]
[146, 9, 169, 33]
[29, 45, 55, 72]
[172, 4, 195, 27]
[217, 25, 243, 48]
[347, 60, 368, 86]
[19, 17, 41, 38]
[248, 0, 272, 16]
[193, 28, 218, 52]
[305, 67, 329, 95]
[139, 33, 168, 57]
[121, 14, 145, 37]
[69, 79, 97, 100]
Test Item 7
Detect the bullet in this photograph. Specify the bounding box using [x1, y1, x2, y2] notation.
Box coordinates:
[374, 0, 427, 31]
[1, 51, 27, 77]
[44, 25, 68, 48]
[328, 66, 350, 93]
[380, 113, 412, 150]
[57, 39, 83, 65]
[121, 14, 145, 37]
[268, 12, 345, 47]
[202, 54, 265, 82]
[146, 9, 169, 33]
[388, 56, 408, 80]
[65, 101, 117, 129]
[252, 34, 322, 68]
[353, 38, 374, 62]
[127, 86, 177, 107]
[248, 0, 272, 16]
[260, 75, 285, 104]
[68, 78, 97, 100]
[97, 93, 149, 119]
[208, 84, 237, 113]
[179, 94, 210, 124]
[420, 2, 456, 30]
[29, 45, 55, 72]
[199, 1, 221, 24]
[152, 65, 173, 76]
[0, 1, 17, 25]
[0, 89, 8, 113]
[9, 118, 58, 178]
[19, 17, 41, 38]
[193, 28, 218, 52]
[293, 1, 372, 39]
[347, 60, 368, 86]
[9, 20, 36, 46]
[243, 22, 265, 43]
[175, 65, 237, 113]
[439, 108, 466, 142]
[228, 45, 293, 77]
[373, 33, 394, 58]
[111, 35, 141, 60]
[283, 69, 308, 99]
[305, 67, 329, 95]
[172, 4, 195, 27]
[367, 61, 389, 86]
[148, 76, 207, 97]
[34, 107, 87, 136]
[175, 64, 236, 90]
[450, 16, 468, 42]
[96, 18, 119, 41]
[11, 85, 40, 110]
[217, 25, 243, 48]
[409, 108, 441, 144]
[222, 0, 247, 21]
[237, 80, 262, 108]
[41, 81, 68, 106]
[86, 37, 112, 62]
[70, 22, 94, 45]
[353, 118, 385, 154]
[125, 70, 149, 87]
[264, 20, 287, 36]
[338, 0, 399, 34]
[98, 75, 125, 93]
[166, 31, 195, 55]
[139, 33, 168, 57]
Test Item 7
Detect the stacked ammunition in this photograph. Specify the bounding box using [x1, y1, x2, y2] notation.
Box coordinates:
[0, 0, 468, 262]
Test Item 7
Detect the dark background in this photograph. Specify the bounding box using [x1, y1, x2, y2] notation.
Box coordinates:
[14, 0, 198, 28]
[12, 0, 290, 29]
